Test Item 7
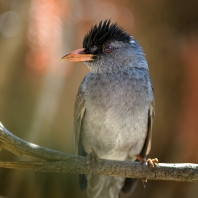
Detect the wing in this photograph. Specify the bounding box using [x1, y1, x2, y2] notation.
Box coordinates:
[74, 78, 87, 191]
[74, 82, 86, 155]
[139, 101, 155, 158]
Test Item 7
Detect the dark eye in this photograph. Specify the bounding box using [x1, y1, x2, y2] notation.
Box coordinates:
[103, 45, 113, 53]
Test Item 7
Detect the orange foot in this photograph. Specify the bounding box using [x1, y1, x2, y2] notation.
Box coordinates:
[146, 158, 159, 168]
[135, 155, 159, 187]
[135, 155, 158, 168]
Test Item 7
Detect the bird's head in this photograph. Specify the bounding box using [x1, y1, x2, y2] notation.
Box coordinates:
[61, 19, 148, 73]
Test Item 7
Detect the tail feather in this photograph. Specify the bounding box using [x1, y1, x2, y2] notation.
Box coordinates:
[121, 178, 139, 196]
[86, 175, 125, 198]
[79, 174, 87, 191]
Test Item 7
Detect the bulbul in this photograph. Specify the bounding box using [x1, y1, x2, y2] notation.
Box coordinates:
[61, 20, 155, 198]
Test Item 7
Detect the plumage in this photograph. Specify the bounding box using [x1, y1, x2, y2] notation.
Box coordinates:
[83, 19, 131, 53]
[75, 70, 154, 198]
[62, 20, 155, 198]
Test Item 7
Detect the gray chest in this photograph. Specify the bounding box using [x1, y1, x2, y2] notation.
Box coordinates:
[81, 69, 153, 160]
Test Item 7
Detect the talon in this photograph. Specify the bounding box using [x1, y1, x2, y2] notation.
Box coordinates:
[135, 155, 158, 187]
[146, 158, 158, 168]
[136, 155, 158, 168]
[142, 178, 147, 188]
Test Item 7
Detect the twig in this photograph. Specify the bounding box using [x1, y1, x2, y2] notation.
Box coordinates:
[0, 122, 198, 182]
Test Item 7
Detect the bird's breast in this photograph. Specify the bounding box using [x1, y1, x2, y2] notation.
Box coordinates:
[81, 70, 153, 160]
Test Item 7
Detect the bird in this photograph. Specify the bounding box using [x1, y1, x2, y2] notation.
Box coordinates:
[61, 19, 155, 198]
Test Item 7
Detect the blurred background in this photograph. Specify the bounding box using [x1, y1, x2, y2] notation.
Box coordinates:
[0, 0, 198, 197]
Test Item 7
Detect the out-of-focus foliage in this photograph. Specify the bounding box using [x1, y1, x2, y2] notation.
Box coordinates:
[0, 0, 198, 197]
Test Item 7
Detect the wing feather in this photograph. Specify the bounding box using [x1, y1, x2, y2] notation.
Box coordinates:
[74, 79, 87, 191]
[74, 84, 86, 154]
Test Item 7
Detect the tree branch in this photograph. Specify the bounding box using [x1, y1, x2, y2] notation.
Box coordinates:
[0, 122, 198, 182]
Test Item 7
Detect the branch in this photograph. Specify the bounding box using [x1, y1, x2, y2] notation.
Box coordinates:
[0, 123, 73, 161]
[0, 122, 198, 182]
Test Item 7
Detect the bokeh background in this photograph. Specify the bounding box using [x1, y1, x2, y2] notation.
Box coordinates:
[0, 0, 198, 197]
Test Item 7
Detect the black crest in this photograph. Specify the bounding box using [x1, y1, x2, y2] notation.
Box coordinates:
[83, 19, 131, 50]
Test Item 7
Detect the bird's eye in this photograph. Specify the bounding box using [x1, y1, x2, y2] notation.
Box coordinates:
[103, 45, 113, 54]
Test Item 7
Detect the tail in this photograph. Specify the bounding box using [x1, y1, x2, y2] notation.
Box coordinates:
[86, 175, 125, 198]
[122, 178, 139, 195]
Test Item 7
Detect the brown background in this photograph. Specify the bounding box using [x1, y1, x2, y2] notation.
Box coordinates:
[0, 0, 198, 197]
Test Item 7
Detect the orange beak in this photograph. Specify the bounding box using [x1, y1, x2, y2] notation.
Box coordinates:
[61, 48, 94, 62]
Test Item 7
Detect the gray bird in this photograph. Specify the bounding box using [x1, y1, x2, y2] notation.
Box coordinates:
[61, 20, 155, 198]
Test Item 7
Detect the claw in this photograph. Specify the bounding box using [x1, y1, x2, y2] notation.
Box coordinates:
[146, 158, 159, 168]
[135, 155, 159, 188]
[142, 178, 147, 188]
[135, 155, 158, 168]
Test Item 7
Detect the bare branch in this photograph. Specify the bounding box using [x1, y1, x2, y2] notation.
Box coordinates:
[0, 122, 198, 182]
[0, 122, 73, 161]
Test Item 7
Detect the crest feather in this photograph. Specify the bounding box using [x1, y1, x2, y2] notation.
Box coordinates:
[83, 19, 130, 50]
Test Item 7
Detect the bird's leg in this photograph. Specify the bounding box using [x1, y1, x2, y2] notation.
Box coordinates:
[135, 155, 159, 187]
[135, 155, 144, 163]
[86, 148, 101, 165]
